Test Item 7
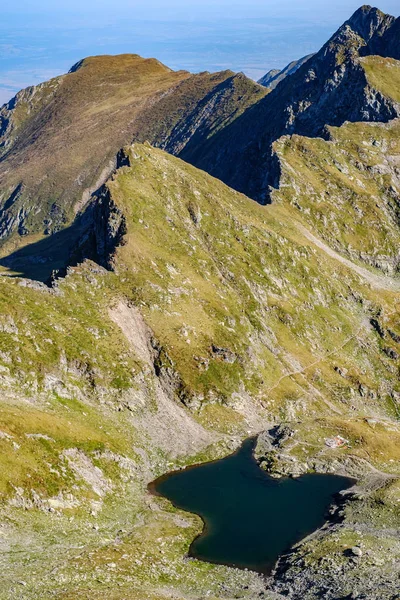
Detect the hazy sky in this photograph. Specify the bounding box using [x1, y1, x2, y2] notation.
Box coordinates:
[1, 1, 399, 105]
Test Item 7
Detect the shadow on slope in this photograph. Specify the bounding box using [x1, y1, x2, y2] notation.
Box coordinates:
[0, 187, 126, 284]
[0, 213, 93, 283]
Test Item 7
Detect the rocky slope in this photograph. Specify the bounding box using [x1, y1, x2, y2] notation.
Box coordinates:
[275, 116, 400, 274]
[258, 54, 315, 90]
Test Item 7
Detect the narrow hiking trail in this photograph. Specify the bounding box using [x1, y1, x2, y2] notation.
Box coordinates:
[298, 224, 400, 293]
[264, 223, 400, 401]
[266, 323, 366, 398]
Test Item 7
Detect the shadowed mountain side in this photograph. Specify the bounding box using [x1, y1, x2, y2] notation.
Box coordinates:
[177, 96, 282, 201]
[0, 184, 126, 283]
[0, 221, 88, 283]
[140, 72, 267, 156]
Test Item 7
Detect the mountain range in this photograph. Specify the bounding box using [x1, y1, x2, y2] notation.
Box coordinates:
[0, 5, 400, 600]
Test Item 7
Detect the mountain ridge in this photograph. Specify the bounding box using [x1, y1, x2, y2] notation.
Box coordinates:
[176, 5, 400, 203]
[258, 54, 315, 90]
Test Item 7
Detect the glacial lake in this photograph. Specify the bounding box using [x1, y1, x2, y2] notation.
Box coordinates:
[150, 438, 354, 574]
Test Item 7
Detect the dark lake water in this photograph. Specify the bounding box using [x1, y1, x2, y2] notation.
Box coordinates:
[150, 438, 354, 574]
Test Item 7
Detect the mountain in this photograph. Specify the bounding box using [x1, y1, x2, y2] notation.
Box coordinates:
[0, 6, 399, 269]
[176, 5, 400, 203]
[258, 68, 280, 87]
[0, 55, 265, 259]
[258, 54, 315, 89]
[0, 5, 400, 600]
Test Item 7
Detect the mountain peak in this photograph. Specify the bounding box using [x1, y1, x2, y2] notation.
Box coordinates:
[68, 54, 173, 77]
[353, 4, 375, 13]
[349, 4, 383, 20]
[346, 4, 394, 42]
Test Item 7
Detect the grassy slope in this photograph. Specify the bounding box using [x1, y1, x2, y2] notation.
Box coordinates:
[1, 123, 400, 596]
[274, 118, 400, 273]
[362, 55, 400, 103]
[110, 143, 400, 424]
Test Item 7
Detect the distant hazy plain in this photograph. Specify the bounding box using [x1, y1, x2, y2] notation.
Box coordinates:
[1, 0, 399, 105]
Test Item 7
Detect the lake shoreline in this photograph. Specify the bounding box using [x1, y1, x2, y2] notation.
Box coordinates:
[148, 436, 356, 575]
